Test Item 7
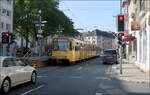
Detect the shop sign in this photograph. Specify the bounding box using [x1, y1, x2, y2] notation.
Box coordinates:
[122, 35, 135, 42]
[131, 21, 141, 30]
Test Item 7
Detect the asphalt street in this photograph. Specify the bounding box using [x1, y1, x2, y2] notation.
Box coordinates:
[7, 57, 150, 95]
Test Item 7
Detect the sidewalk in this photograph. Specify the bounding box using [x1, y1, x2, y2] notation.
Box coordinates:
[23, 56, 51, 68]
[111, 59, 150, 84]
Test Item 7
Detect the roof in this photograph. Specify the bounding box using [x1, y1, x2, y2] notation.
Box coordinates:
[0, 56, 16, 61]
[82, 29, 115, 39]
[94, 29, 115, 38]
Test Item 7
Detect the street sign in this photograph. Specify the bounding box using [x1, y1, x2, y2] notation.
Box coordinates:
[37, 34, 43, 38]
[36, 24, 45, 26]
[38, 30, 43, 34]
[42, 21, 47, 23]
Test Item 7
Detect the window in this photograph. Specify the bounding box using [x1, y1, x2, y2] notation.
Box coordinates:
[7, 0, 11, 4]
[3, 58, 16, 67]
[6, 24, 9, 30]
[140, 0, 145, 11]
[1, 22, 4, 29]
[53, 41, 68, 51]
[70, 42, 72, 50]
[2, 9, 6, 15]
[13, 58, 26, 66]
[6, 24, 11, 30]
[7, 10, 11, 16]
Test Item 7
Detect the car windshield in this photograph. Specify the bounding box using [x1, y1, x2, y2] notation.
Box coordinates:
[104, 50, 113, 55]
[53, 41, 68, 51]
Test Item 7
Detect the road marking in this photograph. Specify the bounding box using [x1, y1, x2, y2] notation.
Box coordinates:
[21, 85, 44, 95]
[106, 65, 113, 74]
[96, 77, 111, 80]
[77, 66, 82, 70]
[37, 76, 48, 78]
[69, 76, 82, 79]
[96, 93, 103, 95]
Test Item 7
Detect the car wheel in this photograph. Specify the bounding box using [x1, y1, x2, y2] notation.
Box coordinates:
[31, 72, 36, 84]
[1, 79, 10, 93]
[103, 62, 106, 65]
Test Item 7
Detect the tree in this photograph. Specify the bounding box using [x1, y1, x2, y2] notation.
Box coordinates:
[14, 0, 78, 49]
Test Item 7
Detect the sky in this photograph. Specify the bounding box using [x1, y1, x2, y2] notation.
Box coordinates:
[59, 0, 121, 32]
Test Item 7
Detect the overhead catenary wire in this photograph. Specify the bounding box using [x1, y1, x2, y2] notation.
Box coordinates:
[61, 1, 88, 32]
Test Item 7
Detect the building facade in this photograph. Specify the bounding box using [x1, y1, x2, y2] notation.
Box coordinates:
[123, 0, 150, 72]
[82, 29, 116, 50]
[0, 0, 13, 56]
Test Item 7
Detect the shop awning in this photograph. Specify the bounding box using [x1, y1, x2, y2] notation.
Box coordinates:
[122, 35, 135, 42]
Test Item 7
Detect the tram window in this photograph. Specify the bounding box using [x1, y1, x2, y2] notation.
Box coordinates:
[75, 46, 80, 51]
[70, 42, 72, 50]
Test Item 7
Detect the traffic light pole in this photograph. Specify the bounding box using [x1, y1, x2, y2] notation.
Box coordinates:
[120, 43, 123, 74]
[120, 0, 123, 74]
[7, 43, 10, 56]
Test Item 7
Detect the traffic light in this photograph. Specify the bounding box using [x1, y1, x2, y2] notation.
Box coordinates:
[2, 32, 10, 44]
[117, 15, 125, 32]
[117, 33, 124, 45]
[10, 34, 15, 43]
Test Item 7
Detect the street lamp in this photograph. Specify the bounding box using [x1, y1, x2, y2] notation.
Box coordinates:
[35, 9, 47, 56]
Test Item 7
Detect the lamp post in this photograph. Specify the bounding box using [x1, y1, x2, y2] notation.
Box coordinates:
[35, 9, 47, 56]
[38, 10, 42, 56]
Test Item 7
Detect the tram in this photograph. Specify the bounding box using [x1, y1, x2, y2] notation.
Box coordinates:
[52, 37, 101, 63]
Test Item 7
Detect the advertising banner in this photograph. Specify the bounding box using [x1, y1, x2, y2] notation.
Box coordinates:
[131, 21, 141, 30]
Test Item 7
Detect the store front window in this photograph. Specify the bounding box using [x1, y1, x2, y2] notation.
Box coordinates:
[143, 30, 147, 63]
[139, 33, 142, 62]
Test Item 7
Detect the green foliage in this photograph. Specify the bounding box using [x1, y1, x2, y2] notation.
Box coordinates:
[14, 0, 78, 46]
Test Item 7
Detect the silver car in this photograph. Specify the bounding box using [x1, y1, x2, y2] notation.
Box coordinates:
[102, 50, 118, 65]
[0, 56, 37, 93]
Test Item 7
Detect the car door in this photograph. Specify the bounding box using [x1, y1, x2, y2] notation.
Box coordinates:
[16, 59, 33, 82]
[2, 58, 19, 86]
[13, 58, 27, 82]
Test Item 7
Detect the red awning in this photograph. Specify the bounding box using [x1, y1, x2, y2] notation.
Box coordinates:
[122, 36, 135, 42]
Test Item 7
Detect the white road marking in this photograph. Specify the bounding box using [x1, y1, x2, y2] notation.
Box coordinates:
[96, 93, 103, 95]
[77, 66, 82, 70]
[96, 77, 111, 80]
[69, 76, 82, 79]
[106, 65, 112, 74]
[21, 85, 44, 95]
[37, 76, 48, 78]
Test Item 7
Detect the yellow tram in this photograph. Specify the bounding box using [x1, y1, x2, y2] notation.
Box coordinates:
[52, 37, 101, 63]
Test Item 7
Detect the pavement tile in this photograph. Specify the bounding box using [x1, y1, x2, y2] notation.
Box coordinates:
[111, 62, 150, 84]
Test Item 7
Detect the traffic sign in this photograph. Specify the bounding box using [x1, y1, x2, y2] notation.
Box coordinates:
[37, 34, 43, 38]
[36, 24, 45, 26]
[38, 30, 43, 34]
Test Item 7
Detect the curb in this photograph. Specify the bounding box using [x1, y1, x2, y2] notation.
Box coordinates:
[113, 76, 150, 84]
[111, 65, 150, 84]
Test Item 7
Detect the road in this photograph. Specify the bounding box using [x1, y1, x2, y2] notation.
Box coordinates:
[7, 57, 150, 95]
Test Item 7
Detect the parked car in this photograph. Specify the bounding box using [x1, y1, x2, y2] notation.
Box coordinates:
[0, 56, 37, 94]
[16, 47, 31, 54]
[102, 49, 118, 65]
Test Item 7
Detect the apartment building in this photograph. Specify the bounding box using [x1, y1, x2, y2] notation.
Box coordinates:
[0, 0, 13, 56]
[82, 29, 116, 51]
[123, 0, 150, 72]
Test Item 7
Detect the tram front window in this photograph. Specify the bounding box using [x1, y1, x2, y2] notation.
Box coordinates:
[53, 41, 68, 51]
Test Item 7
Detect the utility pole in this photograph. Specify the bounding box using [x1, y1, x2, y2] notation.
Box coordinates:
[120, 0, 123, 74]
